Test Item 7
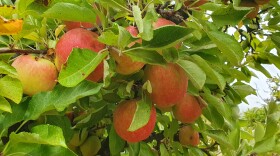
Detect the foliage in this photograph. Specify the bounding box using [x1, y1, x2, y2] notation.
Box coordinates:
[0, 0, 279, 155]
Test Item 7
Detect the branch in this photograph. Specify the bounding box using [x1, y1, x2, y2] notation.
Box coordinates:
[0, 48, 48, 54]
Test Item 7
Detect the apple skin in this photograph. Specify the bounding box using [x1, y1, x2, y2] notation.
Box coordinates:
[179, 126, 200, 146]
[144, 63, 188, 109]
[64, 21, 94, 31]
[153, 18, 176, 29]
[79, 135, 101, 156]
[113, 99, 156, 143]
[110, 26, 145, 75]
[240, 0, 259, 19]
[254, 0, 269, 5]
[11, 55, 58, 96]
[172, 93, 202, 123]
[55, 28, 105, 82]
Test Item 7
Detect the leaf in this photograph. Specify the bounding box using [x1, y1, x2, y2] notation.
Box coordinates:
[141, 4, 157, 41]
[207, 31, 243, 66]
[192, 54, 226, 90]
[124, 48, 167, 65]
[25, 81, 102, 120]
[254, 122, 265, 142]
[0, 5, 17, 17]
[118, 25, 135, 49]
[229, 127, 240, 150]
[98, 30, 118, 46]
[0, 75, 22, 104]
[58, 48, 108, 87]
[177, 60, 206, 90]
[128, 98, 152, 131]
[0, 96, 12, 113]
[267, 53, 280, 70]
[15, 0, 35, 13]
[132, 5, 143, 33]
[139, 142, 155, 156]
[204, 130, 234, 149]
[162, 48, 179, 63]
[211, 4, 251, 26]
[109, 126, 126, 155]
[160, 144, 169, 156]
[0, 17, 23, 35]
[0, 61, 17, 77]
[4, 125, 76, 156]
[252, 136, 276, 154]
[271, 32, 280, 49]
[142, 26, 193, 49]
[43, 2, 96, 23]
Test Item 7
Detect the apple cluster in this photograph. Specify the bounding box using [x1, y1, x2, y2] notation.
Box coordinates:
[11, 15, 202, 151]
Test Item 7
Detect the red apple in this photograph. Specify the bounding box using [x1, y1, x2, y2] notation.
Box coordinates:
[153, 18, 176, 29]
[55, 28, 105, 82]
[113, 99, 156, 143]
[110, 26, 145, 75]
[240, 0, 259, 19]
[184, 0, 208, 8]
[64, 21, 94, 31]
[179, 126, 200, 146]
[144, 63, 188, 109]
[173, 93, 202, 123]
[12, 55, 58, 96]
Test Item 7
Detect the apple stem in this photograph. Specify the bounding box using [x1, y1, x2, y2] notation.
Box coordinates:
[0, 48, 47, 54]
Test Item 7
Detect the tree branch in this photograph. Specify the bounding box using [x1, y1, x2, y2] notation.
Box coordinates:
[0, 48, 47, 54]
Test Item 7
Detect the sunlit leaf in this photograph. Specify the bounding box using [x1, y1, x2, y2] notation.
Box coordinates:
[0, 17, 23, 35]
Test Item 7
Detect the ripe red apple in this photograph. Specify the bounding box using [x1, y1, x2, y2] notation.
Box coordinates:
[55, 28, 105, 82]
[179, 126, 200, 146]
[144, 63, 188, 109]
[110, 26, 144, 75]
[64, 21, 94, 31]
[173, 93, 202, 123]
[12, 55, 58, 96]
[153, 18, 176, 29]
[254, 0, 269, 5]
[240, 0, 259, 19]
[184, 0, 207, 7]
[113, 99, 156, 143]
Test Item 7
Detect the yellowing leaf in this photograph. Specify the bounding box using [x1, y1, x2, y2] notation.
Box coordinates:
[0, 17, 23, 35]
[0, 5, 16, 18]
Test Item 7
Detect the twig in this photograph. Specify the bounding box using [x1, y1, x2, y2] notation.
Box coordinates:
[0, 48, 47, 54]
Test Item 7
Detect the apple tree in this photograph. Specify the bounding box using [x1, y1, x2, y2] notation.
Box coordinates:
[0, 0, 279, 155]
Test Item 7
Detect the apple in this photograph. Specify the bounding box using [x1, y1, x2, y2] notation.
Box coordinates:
[110, 26, 145, 75]
[153, 18, 176, 29]
[68, 129, 88, 147]
[55, 28, 105, 82]
[172, 93, 202, 123]
[11, 54, 57, 96]
[179, 126, 200, 146]
[254, 0, 269, 5]
[184, 0, 208, 8]
[144, 63, 188, 109]
[240, 0, 259, 19]
[64, 21, 94, 31]
[80, 135, 101, 156]
[113, 99, 156, 143]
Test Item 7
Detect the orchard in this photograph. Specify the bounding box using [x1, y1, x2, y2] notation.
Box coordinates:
[0, 0, 279, 155]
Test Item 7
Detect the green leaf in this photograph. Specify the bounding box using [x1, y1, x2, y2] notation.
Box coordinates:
[160, 144, 169, 156]
[271, 32, 280, 49]
[128, 98, 152, 131]
[118, 26, 135, 49]
[254, 122, 265, 142]
[0, 75, 22, 104]
[177, 60, 206, 90]
[211, 4, 251, 26]
[43, 2, 96, 23]
[229, 127, 240, 150]
[5, 125, 76, 156]
[45, 115, 74, 143]
[162, 48, 179, 63]
[142, 26, 193, 49]
[0, 96, 12, 113]
[99, 30, 119, 46]
[267, 53, 280, 70]
[207, 31, 243, 66]
[0, 61, 18, 77]
[203, 104, 225, 128]
[204, 130, 234, 149]
[139, 142, 155, 156]
[132, 5, 143, 33]
[58, 49, 108, 87]
[141, 4, 157, 41]
[109, 126, 126, 155]
[252, 136, 276, 154]
[124, 48, 167, 65]
[25, 81, 102, 120]
[192, 55, 226, 90]
[15, 0, 35, 13]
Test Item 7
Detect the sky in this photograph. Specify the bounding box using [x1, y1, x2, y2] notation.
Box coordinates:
[239, 64, 280, 112]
